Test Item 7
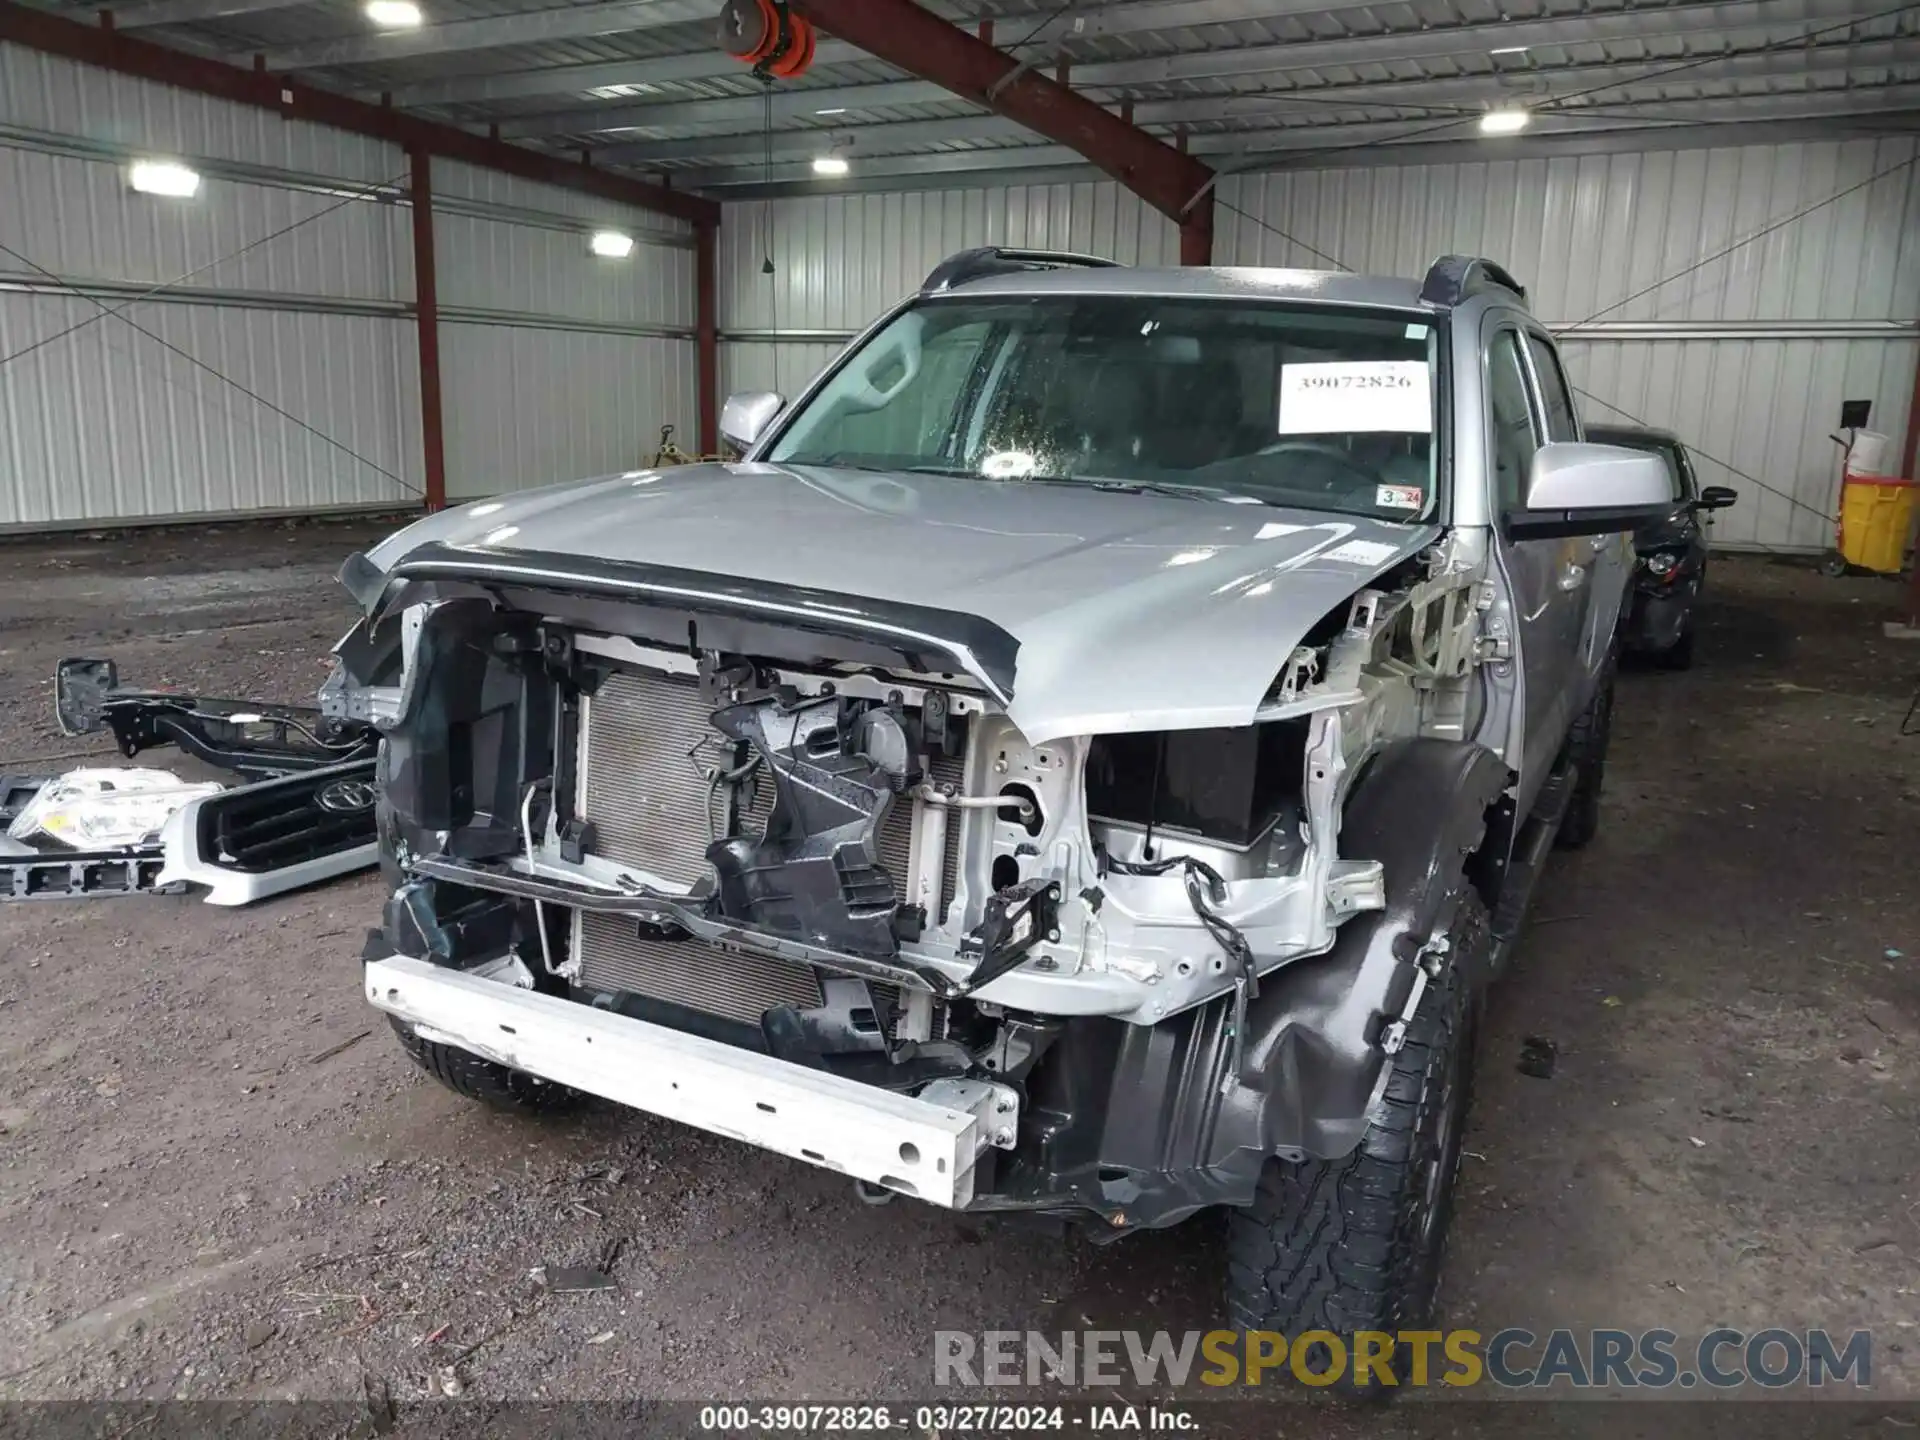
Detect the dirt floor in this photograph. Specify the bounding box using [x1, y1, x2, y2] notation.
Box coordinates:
[0, 519, 1916, 1433]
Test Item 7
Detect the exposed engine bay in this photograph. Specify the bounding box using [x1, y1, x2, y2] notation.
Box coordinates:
[341, 527, 1496, 1223]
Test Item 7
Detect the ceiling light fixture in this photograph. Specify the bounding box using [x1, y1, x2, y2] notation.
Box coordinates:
[1478, 108, 1531, 135]
[365, 0, 423, 27]
[1489, 44, 1529, 54]
[812, 152, 850, 177]
[589, 230, 635, 258]
[127, 160, 201, 197]
[814, 107, 847, 115]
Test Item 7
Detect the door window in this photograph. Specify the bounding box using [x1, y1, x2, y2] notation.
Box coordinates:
[1486, 331, 1539, 512]
[1524, 334, 1580, 442]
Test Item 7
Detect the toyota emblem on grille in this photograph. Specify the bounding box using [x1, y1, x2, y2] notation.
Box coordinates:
[315, 778, 377, 813]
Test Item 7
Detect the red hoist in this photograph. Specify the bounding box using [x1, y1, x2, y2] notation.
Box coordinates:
[716, 0, 818, 79]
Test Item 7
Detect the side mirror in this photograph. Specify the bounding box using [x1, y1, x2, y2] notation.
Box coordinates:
[1505, 442, 1677, 539]
[1695, 485, 1738, 511]
[719, 391, 784, 454]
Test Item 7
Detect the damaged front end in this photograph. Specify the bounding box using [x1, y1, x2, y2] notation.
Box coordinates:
[342, 542, 1489, 1230]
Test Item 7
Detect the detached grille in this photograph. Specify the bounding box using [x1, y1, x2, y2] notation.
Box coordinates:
[575, 666, 963, 1026]
[197, 762, 376, 873]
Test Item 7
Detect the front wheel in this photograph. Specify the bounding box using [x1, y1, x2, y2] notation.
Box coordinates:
[389, 1017, 584, 1115]
[1224, 892, 1488, 1364]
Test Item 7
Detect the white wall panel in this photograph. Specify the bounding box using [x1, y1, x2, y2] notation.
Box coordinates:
[719, 341, 847, 406]
[0, 292, 420, 526]
[720, 181, 1176, 334]
[431, 160, 695, 240]
[440, 328, 697, 500]
[434, 207, 694, 327]
[0, 42, 401, 183]
[432, 168, 701, 495]
[0, 144, 407, 301]
[1569, 337, 1917, 553]
[1215, 138, 1920, 550]
[0, 47, 702, 526]
[1215, 138, 1920, 324]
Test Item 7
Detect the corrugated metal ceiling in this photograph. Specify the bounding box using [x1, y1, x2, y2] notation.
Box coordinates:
[51, 0, 1920, 193]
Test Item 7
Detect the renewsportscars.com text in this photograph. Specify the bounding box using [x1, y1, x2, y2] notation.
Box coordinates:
[934, 1328, 1872, 1391]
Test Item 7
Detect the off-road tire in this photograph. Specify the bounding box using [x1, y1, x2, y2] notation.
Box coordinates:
[1224, 892, 1489, 1369]
[1553, 664, 1614, 850]
[388, 1016, 584, 1114]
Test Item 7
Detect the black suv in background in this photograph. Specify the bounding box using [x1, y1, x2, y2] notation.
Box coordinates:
[1587, 425, 1738, 669]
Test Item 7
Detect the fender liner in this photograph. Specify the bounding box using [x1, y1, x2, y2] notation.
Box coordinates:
[984, 738, 1509, 1232]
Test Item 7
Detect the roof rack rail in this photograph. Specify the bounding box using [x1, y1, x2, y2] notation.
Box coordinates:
[920, 246, 1120, 294]
[1418, 255, 1528, 308]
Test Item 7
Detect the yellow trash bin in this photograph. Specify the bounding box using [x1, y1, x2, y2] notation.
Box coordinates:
[1839, 476, 1917, 574]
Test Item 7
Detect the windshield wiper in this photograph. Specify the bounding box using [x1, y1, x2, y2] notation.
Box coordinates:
[1015, 475, 1242, 502]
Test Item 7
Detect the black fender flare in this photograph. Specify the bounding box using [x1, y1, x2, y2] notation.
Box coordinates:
[1219, 736, 1511, 1163]
[1001, 738, 1510, 1233]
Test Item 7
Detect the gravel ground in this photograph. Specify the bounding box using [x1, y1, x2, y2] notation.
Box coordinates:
[0, 520, 1916, 1433]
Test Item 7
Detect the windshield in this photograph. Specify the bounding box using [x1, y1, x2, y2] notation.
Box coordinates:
[768, 295, 1442, 520]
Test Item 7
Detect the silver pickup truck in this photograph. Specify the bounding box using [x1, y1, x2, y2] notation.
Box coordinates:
[328, 248, 1670, 1361]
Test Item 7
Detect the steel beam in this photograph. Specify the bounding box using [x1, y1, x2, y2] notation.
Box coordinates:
[408, 146, 447, 513]
[494, 0, 1904, 138]
[0, 0, 718, 225]
[787, 0, 1213, 247]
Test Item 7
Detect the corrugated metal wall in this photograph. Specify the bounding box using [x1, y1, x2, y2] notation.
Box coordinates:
[0, 42, 421, 526]
[0, 44, 701, 527]
[1216, 137, 1920, 552]
[720, 138, 1920, 551]
[718, 182, 1176, 399]
[431, 162, 698, 501]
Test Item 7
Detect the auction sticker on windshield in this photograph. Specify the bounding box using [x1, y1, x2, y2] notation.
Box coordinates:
[1278, 360, 1431, 435]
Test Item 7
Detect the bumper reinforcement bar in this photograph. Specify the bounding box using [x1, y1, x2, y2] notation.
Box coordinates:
[365, 954, 998, 1207]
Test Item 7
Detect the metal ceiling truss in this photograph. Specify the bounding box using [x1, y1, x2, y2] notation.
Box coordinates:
[39, 0, 1916, 208]
[486, 0, 1906, 141]
[679, 86, 1920, 188]
[591, 41, 1912, 166]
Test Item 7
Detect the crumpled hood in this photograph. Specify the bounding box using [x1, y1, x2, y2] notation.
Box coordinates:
[368, 463, 1438, 744]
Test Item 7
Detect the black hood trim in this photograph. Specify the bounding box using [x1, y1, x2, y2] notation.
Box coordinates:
[378, 542, 1020, 703]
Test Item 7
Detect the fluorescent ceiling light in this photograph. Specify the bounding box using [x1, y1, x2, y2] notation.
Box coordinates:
[364, 0, 423, 27]
[1478, 108, 1531, 135]
[1489, 44, 1529, 54]
[812, 154, 850, 177]
[814, 107, 847, 115]
[589, 230, 635, 258]
[127, 160, 200, 197]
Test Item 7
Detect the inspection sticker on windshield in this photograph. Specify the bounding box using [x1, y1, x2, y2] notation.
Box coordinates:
[1376, 483, 1424, 510]
[1278, 360, 1431, 435]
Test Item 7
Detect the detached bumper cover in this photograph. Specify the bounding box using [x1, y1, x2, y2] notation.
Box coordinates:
[364, 955, 997, 1207]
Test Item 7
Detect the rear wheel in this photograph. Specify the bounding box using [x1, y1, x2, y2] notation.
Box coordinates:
[1224, 892, 1488, 1372]
[388, 1017, 584, 1115]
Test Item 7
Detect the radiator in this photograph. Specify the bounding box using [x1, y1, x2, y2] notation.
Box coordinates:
[574, 667, 961, 1027]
